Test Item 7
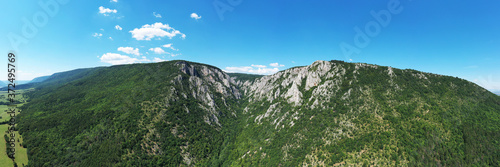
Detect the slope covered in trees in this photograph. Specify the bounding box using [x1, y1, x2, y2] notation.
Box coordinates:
[16, 60, 500, 166]
[227, 60, 500, 166]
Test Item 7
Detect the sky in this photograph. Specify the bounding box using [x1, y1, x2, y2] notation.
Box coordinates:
[0, 0, 499, 92]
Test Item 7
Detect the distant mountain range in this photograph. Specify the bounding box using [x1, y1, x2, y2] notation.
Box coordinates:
[0, 75, 51, 89]
[0, 80, 30, 87]
[15, 60, 500, 166]
[494, 91, 500, 95]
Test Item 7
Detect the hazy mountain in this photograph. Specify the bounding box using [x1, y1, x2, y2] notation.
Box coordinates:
[0, 80, 31, 88]
[493, 91, 500, 96]
[17, 60, 500, 166]
[0, 68, 101, 91]
[27, 75, 51, 83]
[0, 80, 6, 88]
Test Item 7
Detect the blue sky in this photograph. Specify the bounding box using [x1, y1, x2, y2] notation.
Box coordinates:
[1, 0, 499, 92]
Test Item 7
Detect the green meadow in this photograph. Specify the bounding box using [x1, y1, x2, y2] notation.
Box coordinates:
[0, 89, 31, 167]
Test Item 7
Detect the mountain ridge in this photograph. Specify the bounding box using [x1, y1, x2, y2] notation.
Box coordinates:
[15, 60, 500, 166]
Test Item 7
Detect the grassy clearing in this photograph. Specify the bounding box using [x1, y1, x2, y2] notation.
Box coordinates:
[0, 89, 31, 167]
[0, 125, 14, 167]
[0, 88, 33, 104]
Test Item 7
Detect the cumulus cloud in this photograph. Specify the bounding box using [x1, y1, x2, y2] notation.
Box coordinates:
[149, 47, 167, 54]
[269, 63, 285, 67]
[110, 0, 118, 2]
[115, 25, 122, 30]
[117, 47, 140, 56]
[153, 12, 162, 18]
[129, 22, 185, 40]
[100, 53, 150, 65]
[99, 6, 117, 16]
[190, 13, 202, 20]
[162, 43, 178, 51]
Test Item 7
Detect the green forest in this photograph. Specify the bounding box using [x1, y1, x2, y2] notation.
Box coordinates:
[11, 60, 500, 166]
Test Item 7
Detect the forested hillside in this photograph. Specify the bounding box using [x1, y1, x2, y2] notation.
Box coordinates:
[227, 60, 500, 166]
[16, 60, 500, 166]
[18, 61, 242, 166]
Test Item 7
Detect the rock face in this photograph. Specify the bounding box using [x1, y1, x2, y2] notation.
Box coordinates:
[172, 61, 241, 127]
[241, 60, 344, 107]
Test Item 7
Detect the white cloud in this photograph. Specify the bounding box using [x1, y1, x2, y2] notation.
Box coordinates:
[153, 12, 162, 18]
[149, 47, 167, 54]
[129, 22, 185, 40]
[153, 57, 167, 62]
[117, 47, 140, 56]
[98, 6, 117, 16]
[255, 68, 280, 74]
[269, 63, 285, 67]
[225, 66, 254, 73]
[251, 64, 266, 68]
[162, 43, 178, 51]
[100, 53, 150, 65]
[225, 66, 280, 75]
[109, 37, 113, 40]
[110, 0, 118, 2]
[92, 33, 102, 38]
[163, 43, 172, 48]
[115, 25, 122, 30]
[190, 13, 202, 20]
